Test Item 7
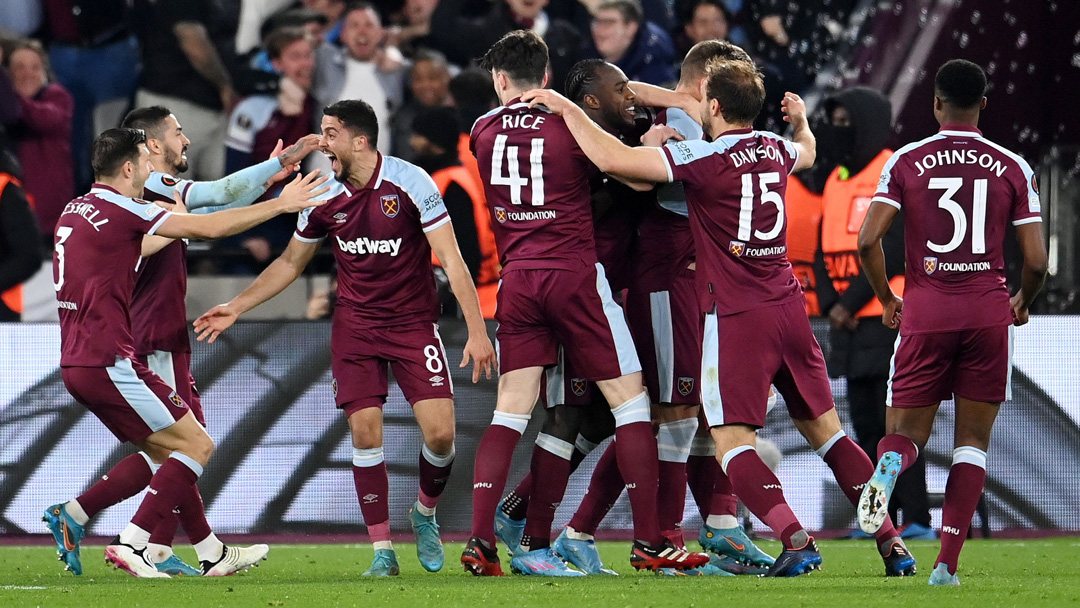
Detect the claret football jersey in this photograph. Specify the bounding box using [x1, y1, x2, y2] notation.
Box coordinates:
[872, 125, 1041, 333]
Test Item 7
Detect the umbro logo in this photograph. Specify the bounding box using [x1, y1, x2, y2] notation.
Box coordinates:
[430, 375, 445, 386]
[333, 212, 348, 224]
[362, 493, 379, 504]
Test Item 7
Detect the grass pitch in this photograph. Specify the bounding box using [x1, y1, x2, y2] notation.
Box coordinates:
[1, 539, 1077, 608]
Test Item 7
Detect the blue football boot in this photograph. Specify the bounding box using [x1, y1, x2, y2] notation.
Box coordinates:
[928, 562, 960, 586]
[552, 529, 618, 575]
[362, 548, 401, 576]
[408, 503, 445, 572]
[43, 503, 84, 575]
[494, 499, 525, 557]
[156, 554, 202, 576]
[698, 524, 775, 567]
[765, 536, 822, 577]
[510, 547, 585, 577]
[858, 451, 902, 534]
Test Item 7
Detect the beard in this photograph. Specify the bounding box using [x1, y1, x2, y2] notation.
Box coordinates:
[165, 147, 189, 174]
[334, 155, 351, 182]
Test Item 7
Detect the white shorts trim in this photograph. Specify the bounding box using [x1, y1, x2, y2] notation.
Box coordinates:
[594, 263, 641, 376]
[885, 331, 903, 407]
[649, 290, 675, 403]
[144, 350, 177, 391]
[700, 311, 723, 426]
[105, 357, 175, 433]
[1005, 324, 1014, 401]
[543, 347, 567, 409]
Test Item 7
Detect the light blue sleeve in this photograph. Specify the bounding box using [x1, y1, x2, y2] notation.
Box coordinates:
[663, 108, 704, 141]
[186, 157, 283, 213]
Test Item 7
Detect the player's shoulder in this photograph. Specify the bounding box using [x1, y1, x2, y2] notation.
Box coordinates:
[470, 101, 562, 137]
[657, 107, 704, 141]
[378, 155, 441, 206]
[883, 133, 947, 171]
[972, 134, 1035, 175]
[143, 170, 191, 200]
[90, 186, 167, 220]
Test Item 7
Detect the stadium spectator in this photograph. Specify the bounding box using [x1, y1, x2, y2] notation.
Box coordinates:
[235, 0, 295, 55]
[224, 27, 318, 272]
[301, 0, 349, 45]
[391, 50, 452, 162]
[3, 39, 74, 240]
[313, 2, 407, 155]
[242, 8, 328, 76]
[0, 148, 42, 322]
[748, 0, 856, 94]
[815, 86, 931, 538]
[385, 0, 440, 57]
[587, 0, 677, 86]
[227, 28, 318, 173]
[129, 0, 240, 181]
[427, 0, 582, 93]
[676, 0, 733, 58]
[40, 0, 139, 192]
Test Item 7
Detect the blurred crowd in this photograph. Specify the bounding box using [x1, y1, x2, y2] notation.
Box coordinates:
[0, 0, 857, 280]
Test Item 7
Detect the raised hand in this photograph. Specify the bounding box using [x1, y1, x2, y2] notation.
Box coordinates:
[781, 91, 807, 125]
[275, 170, 331, 213]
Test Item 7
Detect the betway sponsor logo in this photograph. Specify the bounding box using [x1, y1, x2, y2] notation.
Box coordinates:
[939, 261, 992, 272]
[335, 235, 401, 256]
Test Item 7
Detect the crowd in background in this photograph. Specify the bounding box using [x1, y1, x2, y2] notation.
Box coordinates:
[0, 0, 857, 279]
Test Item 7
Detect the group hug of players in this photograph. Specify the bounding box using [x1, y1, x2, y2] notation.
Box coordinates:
[44, 28, 1046, 587]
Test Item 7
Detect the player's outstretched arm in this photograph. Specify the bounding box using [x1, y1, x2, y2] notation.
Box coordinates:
[155, 170, 329, 241]
[1010, 222, 1048, 326]
[858, 201, 902, 329]
[627, 81, 698, 117]
[781, 92, 816, 172]
[426, 223, 495, 382]
[141, 190, 190, 257]
[187, 135, 321, 213]
[522, 88, 672, 184]
[194, 236, 321, 343]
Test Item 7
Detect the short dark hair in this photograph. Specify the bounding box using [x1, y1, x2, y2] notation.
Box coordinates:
[343, 1, 380, 22]
[681, 39, 752, 86]
[450, 68, 498, 128]
[120, 106, 172, 139]
[597, 0, 643, 24]
[413, 48, 449, 70]
[265, 27, 312, 60]
[705, 59, 765, 125]
[92, 128, 147, 179]
[682, 0, 732, 26]
[479, 30, 549, 87]
[260, 8, 327, 43]
[565, 59, 611, 103]
[323, 99, 379, 146]
[935, 59, 987, 109]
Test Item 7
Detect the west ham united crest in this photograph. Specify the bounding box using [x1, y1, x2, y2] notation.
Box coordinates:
[924, 256, 938, 275]
[571, 378, 587, 397]
[677, 377, 694, 396]
[381, 194, 400, 218]
[729, 241, 745, 257]
[168, 392, 184, 408]
[494, 206, 507, 224]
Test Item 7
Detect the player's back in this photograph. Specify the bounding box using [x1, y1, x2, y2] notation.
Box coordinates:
[471, 100, 597, 271]
[54, 186, 172, 367]
[661, 129, 802, 316]
[873, 127, 1041, 333]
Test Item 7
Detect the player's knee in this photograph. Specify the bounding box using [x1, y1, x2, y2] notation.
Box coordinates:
[188, 433, 215, 465]
[425, 426, 456, 454]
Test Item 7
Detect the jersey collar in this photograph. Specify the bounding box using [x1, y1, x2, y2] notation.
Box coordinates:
[89, 183, 121, 195]
[716, 127, 755, 139]
[939, 124, 982, 136]
[347, 152, 384, 196]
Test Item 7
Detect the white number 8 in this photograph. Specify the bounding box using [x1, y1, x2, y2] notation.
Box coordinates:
[424, 345, 444, 373]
